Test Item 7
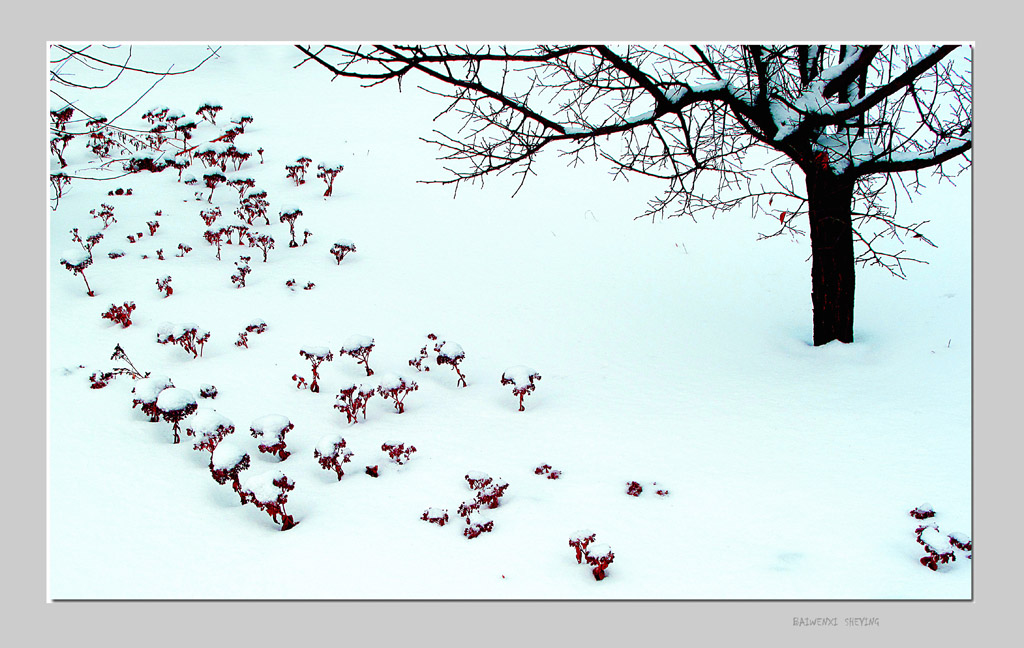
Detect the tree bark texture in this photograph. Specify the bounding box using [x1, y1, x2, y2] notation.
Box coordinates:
[806, 172, 856, 345]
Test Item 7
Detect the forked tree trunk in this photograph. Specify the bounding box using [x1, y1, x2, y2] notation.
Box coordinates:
[806, 173, 856, 346]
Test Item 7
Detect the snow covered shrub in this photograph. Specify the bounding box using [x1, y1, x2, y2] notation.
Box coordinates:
[458, 472, 508, 520]
[174, 117, 197, 142]
[106, 187, 133, 197]
[247, 232, 275, 262]
[50, 132, 74, 168]
[241, 469, 297, 531]
[209, 441, 250, 503]
[222, 146, 251, 171]
[196, 100, 223, 124]
[199, 384, 218, 399]
[334, 383, 376, 424]
[584, 543, 615, 581]
[409, 334, 466, 386]
[154, 248, 166, 261]
[915, 524, 958, 571]
[155, 275, 173, 298]
[59, 248, 95, 296]
[313, 434, 353, 480]
[329, 239, 356, 264]
[298, 346, 334, 393]
[124, 153, 170, 174]
[235, 189, 270, 226]
[203, 171, 226, 203]
[534, 464, 561, 480]
[204, 228, 225, 260]
[90, 203, 116, 228]
[569, 530, 596, 564]
[230, 112, 253, 130]
[257, 147, 264, 164]
[176, 243, 193, 257]
[464, 471, 492, 491]
[909, 504, 936, 520]
[463, 517, 494, 540]
[108, 249, 126, 260]
[376, 373, 418, 413]
[285, 156, 312, 186]
[141, 105, 169, 124]
[166, 155, 190, 180]
[569, 531, 613, 580]
[131, 374, 174, 421]
[147, 218, 160, 237]
[231, 256, 252, 288]
[156, 322, 210, 358]
[316, 161, 344, 197]
[235, 319, 267, 349]
[101, 301, 135, 328]
[250, 414, 294, 461]
[365, 465, 379, 478]
[186, 408, 235, 454]
[200, 207, 222, 227]
[195, 144, 222, 169]
[500, 366, 541, 411]
[279, 206, 302, 248]
[156, 387, 198, 443]
[302, 229, 313, 246]
[90, 343, 149, 389]
[626, 481, 643, 497]
[381, 441, 417, 465]
[340, 335, 375, 376]
[50, 102, 74, 130]
[421, 508, 449, 527]
[475, 479, 509, 510]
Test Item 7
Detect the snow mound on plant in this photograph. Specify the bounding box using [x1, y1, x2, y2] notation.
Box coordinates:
[132, 375, 174, 403]
[188, 408, 233, 435]
[501, 365, 539, 385]
[250, 414, 291, 436]
[156, 387, 196, 412]
[341, 335, 373, 351]
[211, 441, 248, 471]
[242, 468, 288, 503]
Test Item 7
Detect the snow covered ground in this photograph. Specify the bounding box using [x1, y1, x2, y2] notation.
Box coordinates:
[47, 44, 971, 600]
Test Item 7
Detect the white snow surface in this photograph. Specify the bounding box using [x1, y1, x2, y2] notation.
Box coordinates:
[48, 45, 972, 601]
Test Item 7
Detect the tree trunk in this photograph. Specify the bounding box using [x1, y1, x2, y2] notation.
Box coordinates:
[806, 172, 856, 346]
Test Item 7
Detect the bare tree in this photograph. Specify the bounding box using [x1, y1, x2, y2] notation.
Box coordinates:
[295, 44, 971, 346]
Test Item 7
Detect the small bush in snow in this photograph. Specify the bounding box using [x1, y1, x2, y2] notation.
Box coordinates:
[156, 322, 210, 358]
[203, 171, 226, 203]
[298, 346, 334, 393]
[204, 229, 225, 260]
[458, 472, 508, 521]
[534, 464, 562, 480]
[155, 275, 173, 298]
[241, 469, 297, 531]
[131, 375, 174, 422]
[60, 248, 96, 297]
[584, 543, 615, 581]
[90, 344, 149, 389]
[329, 239, 356, 264]
[199, 384, 218, 399]
[569, 531, 613, 580]
[313, 434, 353, 480]
[156, 387, 198, 444]
[250, 414, 294, 461]
[101, 301, 135, 328]
[316, 162, 344, 197]
[210, 441, 250, 503]
[569, 530, 596, 564]
[334, 383, 375, 424]
[226, 177, 256, 201]
[90, 203, 116, 228]
[235, 319, 267, 349]
[410, 334, 467, 387]
[302, 229, 313, 246]
[500, 366, 541, 411]
[915, 524, 958, 571]
[147, 218, 160, 237]
[463, 517, 494, 540]
[196, 100, 223, 124]
[247, 232, 275, 262]
[340, 335, 375, 376]
[365, 465, 379, 478]
[909, 504, 936, 520]
[285, 156, 312, 186]
[200, 207, 222, 227]
[235, 189, 270, 226]
[376, 373, 418, 413]
[381, 441, 417, 465]
[421, 508, 449, 527]
[186, 408, 235, 454]
[176, 243, 193, 257]
[626, 481, 643, 497]
[279, 206, 302, 248]
[231, 255, 252, 288]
